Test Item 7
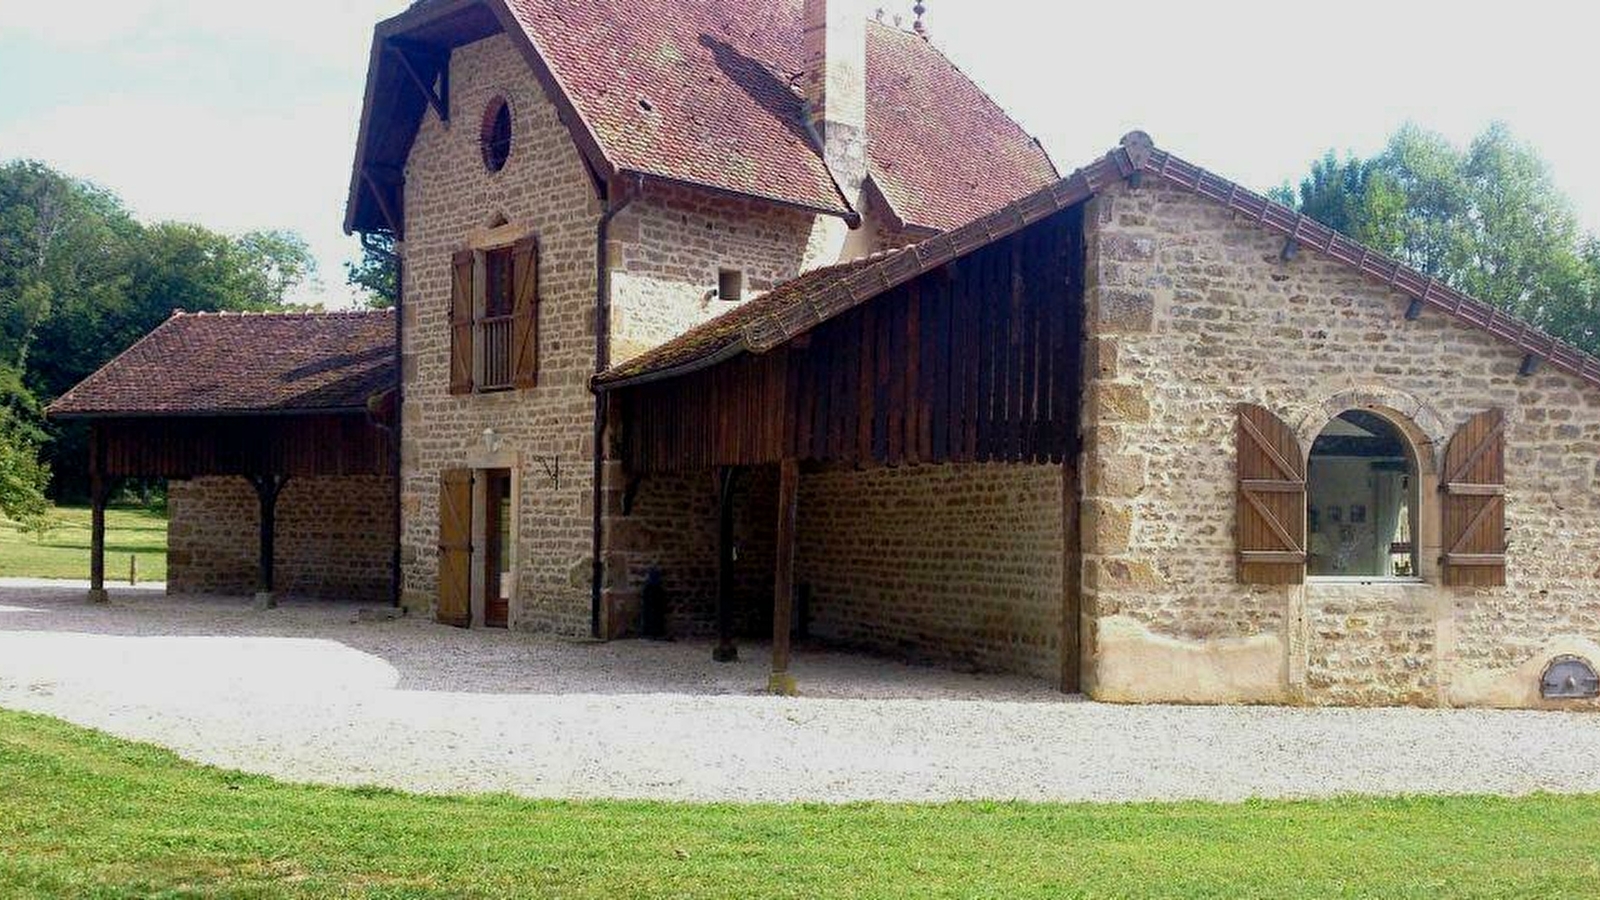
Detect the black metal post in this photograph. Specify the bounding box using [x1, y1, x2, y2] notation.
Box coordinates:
[249, 475, 288, 608]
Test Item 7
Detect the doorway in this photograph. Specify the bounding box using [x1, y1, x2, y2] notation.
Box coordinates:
[482, 469, 512, 628]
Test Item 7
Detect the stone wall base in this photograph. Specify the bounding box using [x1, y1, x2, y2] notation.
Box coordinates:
[168, 475, 395, 603]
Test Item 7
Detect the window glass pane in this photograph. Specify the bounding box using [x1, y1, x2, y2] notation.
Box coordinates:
[1307, 411, 1418, 577]
[485, 248, 514, 317]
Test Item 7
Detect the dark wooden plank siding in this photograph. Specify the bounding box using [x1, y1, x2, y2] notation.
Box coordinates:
[617, 206, 1085, 474]
[99, 414, 392, 478]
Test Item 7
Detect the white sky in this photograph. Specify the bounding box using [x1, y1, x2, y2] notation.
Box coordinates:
[1, 1, 1597, 308]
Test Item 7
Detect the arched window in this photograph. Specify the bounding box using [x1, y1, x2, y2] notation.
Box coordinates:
[1307, 410, 1419, 578]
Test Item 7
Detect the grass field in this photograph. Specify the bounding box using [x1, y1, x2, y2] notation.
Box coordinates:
[1, 708, 1597, 898]
[0, 505, 167, 582]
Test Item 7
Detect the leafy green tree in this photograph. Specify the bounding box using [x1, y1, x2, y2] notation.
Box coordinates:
[1276, 123, 1599, 353]
[0, 159, 320, 500]
[0, 364, 50, 531]
[346, 233, 398, 308]
[238, 229, 319, 307]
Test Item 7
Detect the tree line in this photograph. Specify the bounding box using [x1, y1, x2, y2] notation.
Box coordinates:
[0, 160, 395, 529]
[1270, 123, 1600, 352]
[1, 122, 1597, 526]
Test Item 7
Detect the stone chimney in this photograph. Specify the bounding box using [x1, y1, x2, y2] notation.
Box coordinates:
[801, 0, 868, 201]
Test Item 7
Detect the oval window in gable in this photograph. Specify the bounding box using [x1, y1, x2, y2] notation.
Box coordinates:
[481, 96, 513, 173]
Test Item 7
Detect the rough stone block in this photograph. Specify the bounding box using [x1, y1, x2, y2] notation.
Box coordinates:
[1097, 289, 1155, 333]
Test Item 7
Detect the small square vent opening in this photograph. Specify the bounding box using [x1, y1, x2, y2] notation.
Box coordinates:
[718, 268, 744, 303]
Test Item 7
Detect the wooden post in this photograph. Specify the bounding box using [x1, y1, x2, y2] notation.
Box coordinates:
[87, 424, 109, 604]
[249, 475, 288, 609]
[768, 458, 799, 695]
[712, 466, 738, 662]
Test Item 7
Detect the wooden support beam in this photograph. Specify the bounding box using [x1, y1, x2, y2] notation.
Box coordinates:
[1404, 298, 1425, 321]
[1519, 353, 1542, 377]
[360, 167, 404, 239]
[712, 466, 738, 662]
[87, 423, 109, 604]
[768, 458, 799, 695]
[248, 474, 290, 608]
[387, 40, 449, 123]
[1280, 237, 1300, 262]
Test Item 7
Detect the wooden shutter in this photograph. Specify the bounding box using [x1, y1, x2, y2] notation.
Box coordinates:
[449, 250, 475, 395]
[1236, 403, 1307, 584]
[437, 468, 473, 626]
[511, 236, 539, 389]
[1442, 408, 1507, 587]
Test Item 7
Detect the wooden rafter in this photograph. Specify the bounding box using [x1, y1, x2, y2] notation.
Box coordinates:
[386, 39, 449, 123]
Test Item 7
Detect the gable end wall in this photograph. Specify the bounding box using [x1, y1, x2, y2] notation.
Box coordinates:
[1081, 178, 1600, 709]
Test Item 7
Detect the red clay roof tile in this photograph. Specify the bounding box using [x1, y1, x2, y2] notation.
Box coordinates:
[47, 310, 396, 418]
[499, 1, 1054, 226]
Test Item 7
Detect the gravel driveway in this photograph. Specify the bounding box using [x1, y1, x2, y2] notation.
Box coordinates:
[2, 583, 1597, 803]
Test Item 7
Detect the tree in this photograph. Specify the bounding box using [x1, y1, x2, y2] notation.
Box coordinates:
[1276, 123, 1599, 354]
[0, 364, 50, 531]
[237, 229, 319, 307]
[0, 159, 321, 500]
[346, 233, 398, 308]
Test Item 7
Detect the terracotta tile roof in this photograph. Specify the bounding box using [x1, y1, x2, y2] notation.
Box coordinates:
[48, 310, 396, 418]
[863, 24, 1057, 232]
[505, 0, 848, 215]
[350, 1, 1055, 233]
[597, 133, 1600, 392]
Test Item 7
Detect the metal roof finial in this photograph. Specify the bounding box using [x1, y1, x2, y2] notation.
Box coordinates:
[912, 1, 927, 38]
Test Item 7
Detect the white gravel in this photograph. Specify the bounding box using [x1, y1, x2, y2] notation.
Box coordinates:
[1, 583, 1597, 803]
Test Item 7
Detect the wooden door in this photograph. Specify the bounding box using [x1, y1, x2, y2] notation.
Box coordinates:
[437, 469, 473, 626]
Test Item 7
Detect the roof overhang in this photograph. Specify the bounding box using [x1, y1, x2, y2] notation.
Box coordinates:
[49, 406, 374, 422]
[345, 0, 866, 238]
[597, 131, 1600, 394]
[346, 0, 627, 237]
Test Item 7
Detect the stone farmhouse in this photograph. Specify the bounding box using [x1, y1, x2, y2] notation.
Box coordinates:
[48, 0, 1600, 710]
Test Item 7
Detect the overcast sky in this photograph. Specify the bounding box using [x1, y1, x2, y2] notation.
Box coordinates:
[2, 1, 1596, 307]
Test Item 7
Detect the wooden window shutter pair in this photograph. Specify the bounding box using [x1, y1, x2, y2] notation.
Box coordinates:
[436, 468, 473, 627]
[446, 238, 539, 394]
[1236, 404, 1308, 585]
[1441, 408, 1507, 586]
[1234, 404, 1508, 586]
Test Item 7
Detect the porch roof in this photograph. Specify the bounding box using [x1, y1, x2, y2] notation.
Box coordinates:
[596, 132, 1600, 394]
[48, 309, 396, 420]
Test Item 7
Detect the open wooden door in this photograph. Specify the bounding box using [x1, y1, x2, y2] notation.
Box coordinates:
[437, 468, 473, 626]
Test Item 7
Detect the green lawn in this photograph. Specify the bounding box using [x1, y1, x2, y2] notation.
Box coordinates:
[0, 505, 167, 582]
[2, 709, 1598, 898]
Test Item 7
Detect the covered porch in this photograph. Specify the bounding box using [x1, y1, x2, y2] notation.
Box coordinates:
[46, 310, 399, 606]
[596, 198, 1091, 693]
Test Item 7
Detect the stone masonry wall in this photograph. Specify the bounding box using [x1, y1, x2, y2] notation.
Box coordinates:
[608, 466, 777, 638]
[403, 34, 911, 635]
[796, 464, 1064, 678]
[168, 476, 394, 602]
[1082, 178, 1600, 709]
[607, 183, 915, 364]
[400, 34, 602, 633]
[608, 184, 817, 364]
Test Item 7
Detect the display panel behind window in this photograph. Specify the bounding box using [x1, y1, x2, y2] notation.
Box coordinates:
[1307, 410, 1419, 578]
